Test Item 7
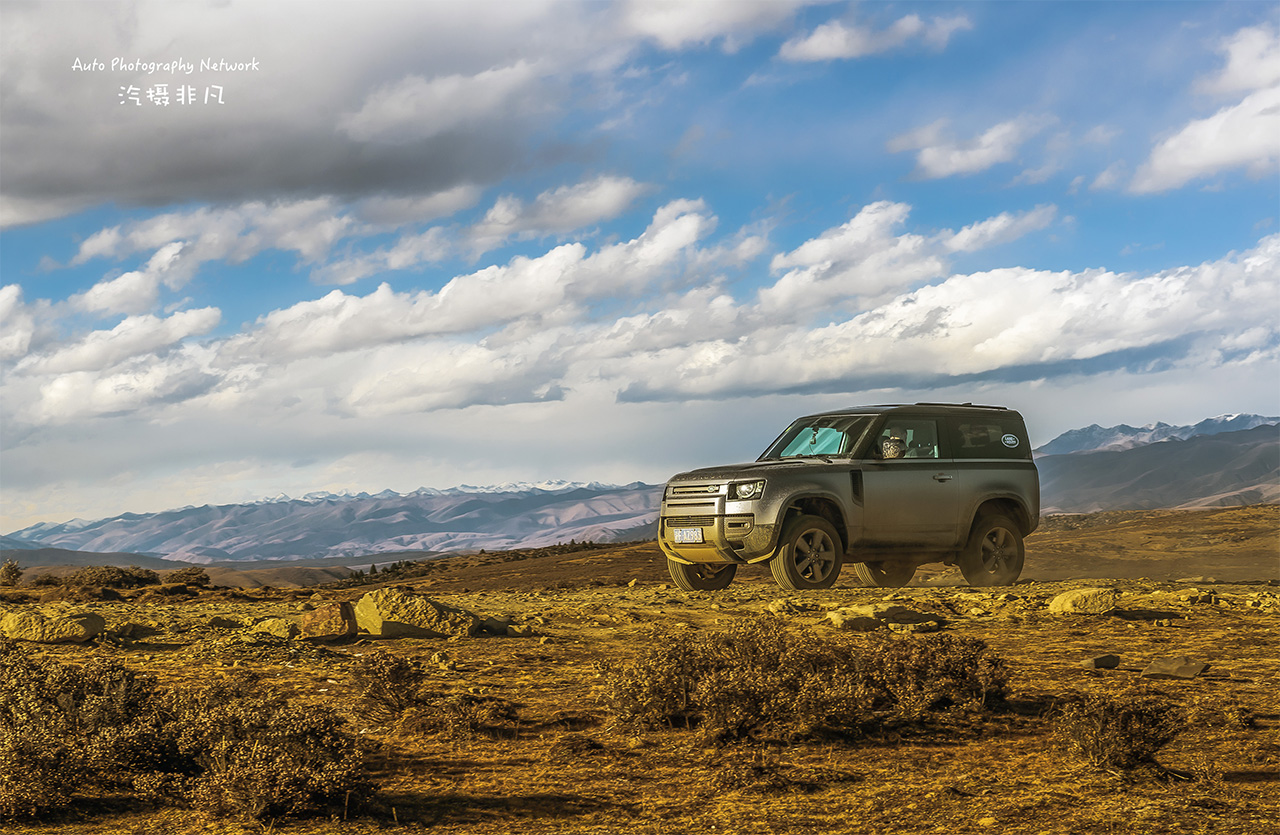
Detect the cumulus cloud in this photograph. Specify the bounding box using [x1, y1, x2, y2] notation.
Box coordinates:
[71, 242, 188, 316]
[338, 62, 541, 143]
[1194, 23, 1280, 96]
[1130, 86, 1280, 193]
[779, 13, 971, 61]
[939, 205, 1058, 253]
[18, 309, 221, 375]
[888, 116, 1050, 179]
[625, 0, 819, 51]
[0, 285, 36, 361]
[762, 201, 945, 312]
[1131, 23, 1280, 193]
[466, 176, 653, 255]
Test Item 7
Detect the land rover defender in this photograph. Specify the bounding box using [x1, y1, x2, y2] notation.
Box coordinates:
[658, 403, 1039, 591]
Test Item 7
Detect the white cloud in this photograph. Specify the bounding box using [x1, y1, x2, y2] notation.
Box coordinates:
[19, 308, 221, 375]
[1130, 85, 1280, 193]
[779, 13, 971, 61]
[338, 62, 541, 143]
[355, 185, 482, 226]
[1090, 162, 1127, 191]
[71, 242, 187, 316]
[888, 116, 1050, 179]
[311, 228, 453, 286]
[1195, 23, 1280, 96]
[940, 205, 1058, 253]
[0, 285, 36, 361]
[763, 201, 945, 312]
[625, 0, 819, 51]
[466, 176, 653, 255]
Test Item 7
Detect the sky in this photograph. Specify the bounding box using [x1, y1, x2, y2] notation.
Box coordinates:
[1, 0, 1278, 532]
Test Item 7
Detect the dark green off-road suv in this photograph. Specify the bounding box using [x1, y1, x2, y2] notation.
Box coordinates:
[658, 403, 1039, 591]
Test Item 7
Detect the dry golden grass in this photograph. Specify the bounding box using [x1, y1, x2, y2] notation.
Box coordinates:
[1, 507, 1277, 834]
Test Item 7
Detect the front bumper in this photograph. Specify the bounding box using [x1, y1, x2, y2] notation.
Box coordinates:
[658, 480, 777, 564]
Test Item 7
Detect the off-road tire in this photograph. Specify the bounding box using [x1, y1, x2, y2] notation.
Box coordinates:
[959, 514, 1025, 587]
[667, 559, 737, 591]
[770, 514, 843, 590]
[853, 560, 916, 588]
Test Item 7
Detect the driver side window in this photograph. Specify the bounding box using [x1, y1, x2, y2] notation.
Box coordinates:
[872, 419, 940, 459]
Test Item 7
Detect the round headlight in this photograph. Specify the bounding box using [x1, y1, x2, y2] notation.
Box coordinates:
[736, 481, 760, 499]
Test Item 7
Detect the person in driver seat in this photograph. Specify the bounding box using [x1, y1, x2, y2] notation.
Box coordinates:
[881, 436, 907, 459]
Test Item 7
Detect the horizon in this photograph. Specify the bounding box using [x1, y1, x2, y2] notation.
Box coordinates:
[2, 2, 1278, 532]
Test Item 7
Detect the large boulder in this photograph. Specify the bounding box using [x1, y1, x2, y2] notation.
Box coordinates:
[1, 610, 105, 643]
[300, 601, 357, 640]
[1048, 588, 1118, 615]
[355, 588, 480, 638]
[251, 617, 300, 639]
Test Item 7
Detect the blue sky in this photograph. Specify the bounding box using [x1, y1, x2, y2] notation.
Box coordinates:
[1, 0, 1277, 531]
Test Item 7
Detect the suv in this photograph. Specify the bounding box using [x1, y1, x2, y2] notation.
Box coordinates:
[659, 403, 1039, 591]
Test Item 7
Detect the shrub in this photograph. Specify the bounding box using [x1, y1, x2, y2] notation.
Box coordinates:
[0, 643, 370, 821]
[1054, 687, 1186, 771]
[600, 616, 874, 742]
[31, 573, 61, 587]
[64, 565, 160, 589]
[350, 650, 520, 739]
[861, 633, 1009, 717]
[166, 566, 211, 587]
[600, 618, 1011, 744]
[0, 561, 21, 588]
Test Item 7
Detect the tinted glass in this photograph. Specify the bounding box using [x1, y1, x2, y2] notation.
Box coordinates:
[947, 416, 1030, 459]
[869, 419, 940, 459]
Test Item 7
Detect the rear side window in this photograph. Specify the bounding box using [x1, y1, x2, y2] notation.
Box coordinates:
[947, 416, 1031, 459]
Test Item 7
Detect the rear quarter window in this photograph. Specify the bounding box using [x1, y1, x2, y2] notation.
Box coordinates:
[946, 416, 1031, 460]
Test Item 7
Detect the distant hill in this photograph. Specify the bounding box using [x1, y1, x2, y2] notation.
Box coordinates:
[1035, 414, 1278, 456]
[6, 482, 661, 563]
[1038, 424, 1280, 513]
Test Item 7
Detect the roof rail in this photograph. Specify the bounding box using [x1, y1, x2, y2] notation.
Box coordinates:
[913, 402, 1009, 410]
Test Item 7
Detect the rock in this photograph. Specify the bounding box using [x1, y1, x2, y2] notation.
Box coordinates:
[355, 588, 480, 638]
[627, 579, 638, 588]
[506, 624, 534, 638]
[1048, 588, 1117, 615]
[208, 615, 244, 629]
[1080, 654, 1121, 669]
[1141, 656, 1209, 680]
[888, 620, 940, 634]
[841, 603, 939, 624]
[1, 610, 105, 643]
[251, 617, 300, 639]
[481, 616, 513, 635]
[822, 610, 883, 631]
[299, 601, 356, 640]
[768, 598, 801, 615]
[968, 607, 989, 617]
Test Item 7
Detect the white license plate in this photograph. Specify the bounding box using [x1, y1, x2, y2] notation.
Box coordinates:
[673, 528, 704, 544]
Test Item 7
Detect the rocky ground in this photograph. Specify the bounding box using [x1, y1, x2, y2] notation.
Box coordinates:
[0, 506, 1277, 834]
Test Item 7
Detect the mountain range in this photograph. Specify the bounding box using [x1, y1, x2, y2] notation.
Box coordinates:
[1033, 414, 1278, 455]
[4, 415, 1277, 564]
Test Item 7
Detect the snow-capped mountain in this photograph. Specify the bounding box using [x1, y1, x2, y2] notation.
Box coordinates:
[1035, 414, 1279, 456]
[8, 482, 661, 563]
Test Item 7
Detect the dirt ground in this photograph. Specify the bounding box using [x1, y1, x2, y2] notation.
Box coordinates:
[2, 506, 1278, 834]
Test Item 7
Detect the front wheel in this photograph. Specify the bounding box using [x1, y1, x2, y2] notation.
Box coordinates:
[770, 514, 843, 590]
[667, 559, 737, 591]
[959, 515, 1025, 587]
[853, 560, 916, 588]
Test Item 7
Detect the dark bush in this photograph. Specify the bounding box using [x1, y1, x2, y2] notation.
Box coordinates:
[350, 649, 521, 739]
[599, 616, 875, 742]
[0, 643, 370, 821]
[31, 573, 61, 587]
[600, 618, 1010, 744]
[166, 566, 211, 587]
[63, 565, 160, 589]
[1054, 687, 1186, 770]
[0, 560, 21, 588]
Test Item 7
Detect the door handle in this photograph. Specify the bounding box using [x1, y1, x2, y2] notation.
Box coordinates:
[933, 473, 953, 482]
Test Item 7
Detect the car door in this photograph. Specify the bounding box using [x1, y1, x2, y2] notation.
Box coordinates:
[858, 417, 962, 546]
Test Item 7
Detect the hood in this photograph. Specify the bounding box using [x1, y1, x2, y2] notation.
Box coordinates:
[668, 459, 830, 482]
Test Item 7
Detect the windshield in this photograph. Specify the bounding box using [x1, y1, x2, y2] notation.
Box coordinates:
[759, 415, 876, 459]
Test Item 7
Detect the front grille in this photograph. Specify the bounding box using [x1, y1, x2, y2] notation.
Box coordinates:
[670, 484, 723, 495]
[665, 516, 716, 527]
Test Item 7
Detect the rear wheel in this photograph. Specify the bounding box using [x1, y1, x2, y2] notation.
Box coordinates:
[959, 514, 1024, 586]
[770, 514, 843, 590]
[667, 559, 737, 591]
[853, 560, 916, 588]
